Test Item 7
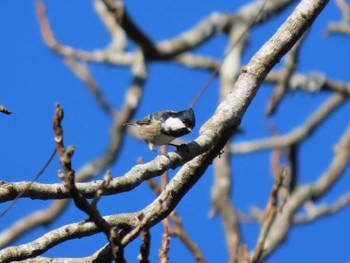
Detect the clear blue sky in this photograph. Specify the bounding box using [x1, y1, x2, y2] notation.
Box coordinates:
[0, 0, 349, 262]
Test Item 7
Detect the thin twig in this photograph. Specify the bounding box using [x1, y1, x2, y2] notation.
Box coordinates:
[94, 0, 127, 51]
[158, 226, 170, 263]
[251, 167, 286, 263]
[0, 200, 69, 248]
[36, 2, 134, 65]
[147, 179, 207, 263]
[294, 192, 350, 223]
[265, 34, 305, 116]
[232, 93, 346, 154]
[169, 212, 207, 263]
[0, 148, 57, 219]
[254, 124, 350, 260]
[138, 229, 151, 263]
[324, 0, 350, 35]
[53, 103, 124, 262]
[91, 171, 113, 207]
[189, 0, 270, 109]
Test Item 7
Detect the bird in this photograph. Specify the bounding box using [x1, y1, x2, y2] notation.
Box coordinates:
[124, 108, 195, 155]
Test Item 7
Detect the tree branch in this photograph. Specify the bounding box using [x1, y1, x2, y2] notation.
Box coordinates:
[232, 93, 345, 154]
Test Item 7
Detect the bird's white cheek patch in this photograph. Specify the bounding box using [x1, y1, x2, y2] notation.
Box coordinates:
[162, 117, 186, 132]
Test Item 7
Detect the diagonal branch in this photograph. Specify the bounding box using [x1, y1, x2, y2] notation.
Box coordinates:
[251, 168, 286, 262]
[261, 123, 350, 259]
[101, 0, 158, 59]
[53, 103, 124, 262]
[294, 192, 350, 223]
[232, 93, 345, 154]
[265, 33, 306, 116]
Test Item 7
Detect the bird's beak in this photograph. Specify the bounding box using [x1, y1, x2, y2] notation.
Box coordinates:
[187, 127, 193, 133]
[124, 122, 136, 127]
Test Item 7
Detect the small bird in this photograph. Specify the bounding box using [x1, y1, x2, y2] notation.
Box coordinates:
[124, 108, 195, 155]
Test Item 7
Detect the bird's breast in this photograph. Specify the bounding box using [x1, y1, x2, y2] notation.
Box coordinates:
[138, 121, 175, 146]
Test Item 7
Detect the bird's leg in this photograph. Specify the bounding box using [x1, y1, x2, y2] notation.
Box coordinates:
[156, 149, 170, 158]
[149, 143, 170, 158]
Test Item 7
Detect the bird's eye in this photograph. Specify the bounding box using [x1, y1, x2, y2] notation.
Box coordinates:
[145, 118, 152, 125]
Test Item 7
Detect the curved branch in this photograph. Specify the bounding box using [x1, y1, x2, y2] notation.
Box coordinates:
[0, 214, 134, 263]
[36, 2, 134, 65]
[37, 0, 295, 64]
[0, 200, 69, 248]
[294, 192, 350, 223]
[231, 93, 345, 154]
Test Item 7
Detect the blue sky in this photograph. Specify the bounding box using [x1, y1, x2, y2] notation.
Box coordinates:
[0, 0, 350, 262]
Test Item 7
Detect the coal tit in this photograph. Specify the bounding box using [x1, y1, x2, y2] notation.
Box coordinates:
[124, 108, 195, 154]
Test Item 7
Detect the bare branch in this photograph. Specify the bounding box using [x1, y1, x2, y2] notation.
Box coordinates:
[265, 33, 306, 116]
[138, 230, 151, 263]
[54, 103, 124, 262]
[2, 99, 340, 262]
[158, 228, 170, 263]
[94, 0, 127, 51]
[159, 148, 170, 263]
[0, 200, 69, 248]
[91, 171, 113, 207]
[69, 0, 295, 63]
[169, 212, 207, 263]
[210, 19, 247, 260]
[324, 0, 350, 35]
[232, 93, 345, 154]
[174, 53, 220, 71]
[100, 0, 158, 59]
[36, 2, 134, 65]
[155, 0, 294, 58]
[251, 168, 286, 262]
[261, 123, 350, 259]
[147, 179, 207, 263]
[294, 193, 350, 223]
[7, 244, 113, 263]
[2, 93, 341, 206]
[0, 45, 148, 247]
[0, 148, 56, 219]
[0, 214, 135, 262]
[266, 71, 350, 96]
[337, 0, 350, 22]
